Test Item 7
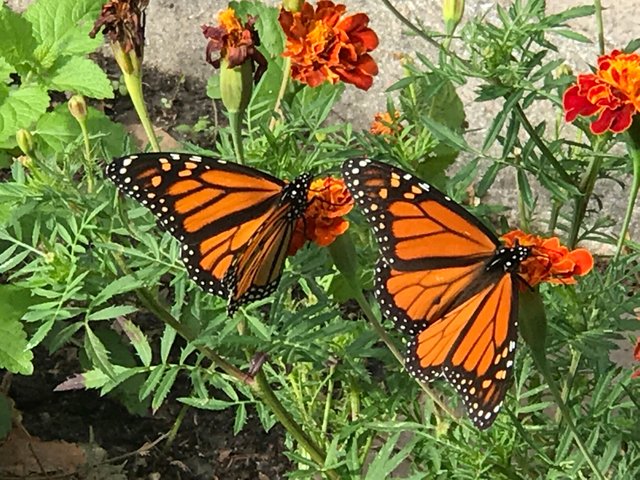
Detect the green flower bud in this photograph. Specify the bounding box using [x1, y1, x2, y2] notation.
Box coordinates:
[220, 58, 253, 113]
[328, 230, 360, 288]
[518, 288, 547, 356]
[16, 129, 34, 157]
[68, 95, 87, 122]
[442, 0, 465, 36]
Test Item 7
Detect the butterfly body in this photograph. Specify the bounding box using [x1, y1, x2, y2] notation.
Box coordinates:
[342, 158, 527, 428]
[106, 153, 311, 314]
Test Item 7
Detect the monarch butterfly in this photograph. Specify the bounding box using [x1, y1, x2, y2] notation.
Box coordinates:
[341, 158, 530, 429]
[106, 152, 311, 314]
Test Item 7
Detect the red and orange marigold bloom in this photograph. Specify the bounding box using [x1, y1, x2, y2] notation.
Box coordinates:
[563, 50, 640, 135]
[202, 8, 267, 79]
[370, 111, 402, 136]
[289, 177, 354, 255]
[279, 1, 379, 90]
[501, 230, 594, 287]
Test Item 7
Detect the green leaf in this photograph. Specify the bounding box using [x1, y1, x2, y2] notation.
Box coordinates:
[0, 84, 50, 143]
[233, 403, 247, 435]
[552, 29, 591, 43]
[0, 285, 38, 375]
[87, 305, 138, 321]
[139, 364, 165, 400]
[48, 56, 113, 98]
[0, 57, 14, 83]
[117, 318, 152, 367]
[24, 0, 103, 66]
[35, 104, 128, 158]
[0, 7, 37, 70]
[160, 324, 176, 364]
[93, 275, 144, 307]
[84, 325, 116, 379]
[178, 396, 237, 411]
[152, 366, 179, 412]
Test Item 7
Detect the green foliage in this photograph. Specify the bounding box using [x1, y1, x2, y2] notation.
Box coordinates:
[1, 0, 640, 478]
[0, 0, 109, 148]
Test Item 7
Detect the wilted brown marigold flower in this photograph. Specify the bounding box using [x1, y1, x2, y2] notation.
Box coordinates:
[501, 230, 594, 287]
[201, 8, 267, 80]
[370, 111, 402, 135]
[90, 0, 148, 57]
[279, 1, 379, 90]
[288, 177, 354, 255]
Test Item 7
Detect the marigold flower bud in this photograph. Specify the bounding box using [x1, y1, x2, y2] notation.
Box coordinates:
[16, 129, 34, 157]
[220, 58, 253, 113]
[68, 95, 88, 122]
[518, 288, 547, 355]
[442, 0, 464, 35]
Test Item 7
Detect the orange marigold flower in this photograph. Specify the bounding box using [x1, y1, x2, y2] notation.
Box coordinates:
[279, 1, 379, 90]
[288, 177, 354, 255]
[202, 8, 267, 79]
[563, 50, 640, 134]
[370, 111, 402, 135]
[90, 0, 148, 57]
[501, 230, 594, 287]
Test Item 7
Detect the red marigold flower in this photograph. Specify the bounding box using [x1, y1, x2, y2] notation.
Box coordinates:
[202, 8, 267, 80]
[90, 0, 148, 57]
[288, 177, 354, 255]
[632, 337, 640, 379]
[563, 50, 640, 134]
[279, 1, 379, 90]
[501, 230, 594, 287]
[370, 111, 402, 135]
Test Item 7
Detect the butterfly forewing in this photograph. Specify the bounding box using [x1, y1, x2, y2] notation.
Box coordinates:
[106, 153, 309, 311]
[342, 158, 500, 331]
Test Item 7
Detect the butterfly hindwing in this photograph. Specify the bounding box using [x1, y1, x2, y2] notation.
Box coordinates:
[106, 153, 310, 311]
[406, 275, 518, 428]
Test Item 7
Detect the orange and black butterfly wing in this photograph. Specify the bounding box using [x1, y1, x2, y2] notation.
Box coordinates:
[105, 153, 308, 310]
[225, 199, 301, 314]
[342, 158, 501, 334]
[407, 275, 518, 428]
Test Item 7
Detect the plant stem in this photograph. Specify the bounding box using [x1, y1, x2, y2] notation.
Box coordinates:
[269, 57, 291, 131]
[123, 70, 161, 152]
[615, 141, 640, 260]
[514, 104, 574, 186]
[379, 0, 441, 49]
[593, 0, 605, 55]
[77, 119, 94, 193]
[228, 111, 245, 164]
[165, 404, 189, 449]
[253, 370, 339, 480]
[532, 350, 605, 480]
[568, 156, 602, 248]
[350, 288, 457, 420]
